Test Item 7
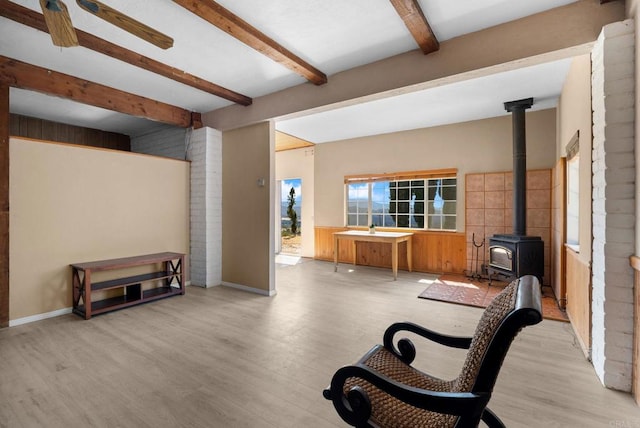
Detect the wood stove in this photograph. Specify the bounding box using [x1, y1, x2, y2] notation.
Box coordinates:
[488, 98, 544, 283]
[489, 234, 544, 280]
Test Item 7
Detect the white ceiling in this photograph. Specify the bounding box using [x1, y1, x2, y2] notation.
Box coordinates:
[1, 0, 579, 138]
[276, 58, 573, 143]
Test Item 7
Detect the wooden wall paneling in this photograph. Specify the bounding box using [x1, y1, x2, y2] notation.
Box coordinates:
[410, 233, 431, 272]
[313, 227, 353, 263]
[631, 255, 640, 406]
[566, 247, 591, 357]
[314, 227, 466, 275]
[40, 117, 54, 141]
[442, 233, 467, 273]
[0, 84, 9, 328]
[357, 241, 387, 268]
[9, 114, 131, 151]
[355, 241, 411, 271]
[423, 233, 443, 272]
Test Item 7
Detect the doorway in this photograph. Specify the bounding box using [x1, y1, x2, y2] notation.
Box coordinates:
[280, 178, 301, 255]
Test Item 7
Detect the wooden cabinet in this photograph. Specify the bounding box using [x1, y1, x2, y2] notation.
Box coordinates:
[71, 252, 184, 320]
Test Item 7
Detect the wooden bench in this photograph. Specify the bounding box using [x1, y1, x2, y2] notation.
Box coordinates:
[71, 252, 185, 319]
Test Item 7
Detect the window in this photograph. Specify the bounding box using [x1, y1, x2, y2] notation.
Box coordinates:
[345, 169, 457, 231]
[566, 132, 580, 250]
[346, 182, 369, 227]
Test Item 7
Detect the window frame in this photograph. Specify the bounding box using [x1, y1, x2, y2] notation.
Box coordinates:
[345, 169, 458, 231]
[565, 131, 580, 251]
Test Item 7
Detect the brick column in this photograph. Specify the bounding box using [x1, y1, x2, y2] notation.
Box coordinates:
[188, 127, 222, 287]
[591, 19, 635, 391]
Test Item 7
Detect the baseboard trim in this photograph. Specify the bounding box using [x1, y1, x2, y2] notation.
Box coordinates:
[222, 281, 277, 296]
[9, 282, 194, 327]
[9, 307, 73, 327]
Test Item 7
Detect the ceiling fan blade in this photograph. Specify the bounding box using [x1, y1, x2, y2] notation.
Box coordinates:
[39, 0, 79, 47]
[76, 0, 174, 49]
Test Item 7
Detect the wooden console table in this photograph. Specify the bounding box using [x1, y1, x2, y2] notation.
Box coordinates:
[71, 252, 185, 320]
[333, 231, 413, 280]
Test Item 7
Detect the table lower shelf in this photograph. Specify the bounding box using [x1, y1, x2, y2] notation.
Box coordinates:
[73, 286, 183, 318]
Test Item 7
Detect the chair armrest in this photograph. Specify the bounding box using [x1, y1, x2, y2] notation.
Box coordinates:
[383, 322, 473, 364]
[324, 364, 489, 427]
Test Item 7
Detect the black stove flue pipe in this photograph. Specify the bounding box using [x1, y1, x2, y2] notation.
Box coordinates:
[504, 97, 533, 237]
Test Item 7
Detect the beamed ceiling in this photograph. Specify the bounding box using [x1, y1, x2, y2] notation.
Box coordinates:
[0, 0, 623, 143]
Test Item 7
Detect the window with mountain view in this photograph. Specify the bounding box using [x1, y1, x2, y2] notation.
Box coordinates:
[345, 170, 457, 231]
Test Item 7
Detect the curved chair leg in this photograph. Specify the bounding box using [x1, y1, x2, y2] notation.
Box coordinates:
[481, 408, 505, 428]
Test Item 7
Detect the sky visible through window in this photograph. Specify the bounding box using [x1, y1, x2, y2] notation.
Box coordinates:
[282, 178, 302, 204]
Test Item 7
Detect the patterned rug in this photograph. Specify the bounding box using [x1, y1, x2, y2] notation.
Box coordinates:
[418, 275, 569, 322]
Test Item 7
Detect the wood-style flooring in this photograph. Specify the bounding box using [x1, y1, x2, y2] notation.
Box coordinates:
[1, 258, 639, 427]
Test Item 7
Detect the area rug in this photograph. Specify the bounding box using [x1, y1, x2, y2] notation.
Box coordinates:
[418, 274, 569, 322]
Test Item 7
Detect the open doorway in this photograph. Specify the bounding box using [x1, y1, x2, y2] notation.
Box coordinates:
[280, 178, 301, 255]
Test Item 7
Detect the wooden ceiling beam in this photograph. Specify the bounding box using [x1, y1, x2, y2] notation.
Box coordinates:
[0, 55, 194, 128]
[172, 0, 328, 85]
[389, 0, 439, 55]
[0, 0, 252, 106]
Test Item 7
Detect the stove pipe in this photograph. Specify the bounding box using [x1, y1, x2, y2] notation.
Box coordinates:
[504, 98, 533, 236]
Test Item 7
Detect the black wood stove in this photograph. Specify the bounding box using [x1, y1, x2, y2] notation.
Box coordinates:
[488, 98, 544, 283]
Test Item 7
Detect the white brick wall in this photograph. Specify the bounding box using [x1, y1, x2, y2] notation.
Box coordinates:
[188, 127, 222, 287]
[591, 19, 636, 391]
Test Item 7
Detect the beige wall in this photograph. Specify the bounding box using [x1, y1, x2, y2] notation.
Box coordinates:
[557, 54, 593, 265]
[9, 137, 190, 321]
[314, 109, 557, 229]
[275, 147, 315, 258]
[222, 122, 275, 295]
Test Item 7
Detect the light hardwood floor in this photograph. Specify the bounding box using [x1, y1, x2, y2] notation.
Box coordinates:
[1, 259, 639, 427]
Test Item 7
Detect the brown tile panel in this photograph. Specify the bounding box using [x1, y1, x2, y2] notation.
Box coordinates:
[528, 189, 551, 209]
[484, 173, 505, 191]
[527, 169, 552, 189]
[485, 191, 505, 209]
[466, 208, 485, 226]
[465, 169, 552, 286]
[466, 174, 485, 192]
[484, 209, 505, 227]
[466, 191, 485, 208]
[528, 208, 551, 228]
[466, 225, 485, 243]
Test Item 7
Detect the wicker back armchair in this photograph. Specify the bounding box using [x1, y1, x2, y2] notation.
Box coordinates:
[323, 275, 542, 428]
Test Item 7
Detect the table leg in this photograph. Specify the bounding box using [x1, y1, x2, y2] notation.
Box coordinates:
[334, 236, 339, 272]
[407, 238, 413, 272]
[392, 241, 398, 280]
